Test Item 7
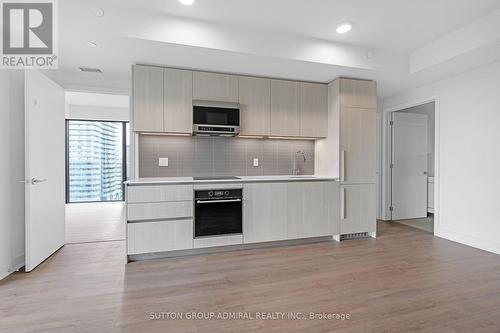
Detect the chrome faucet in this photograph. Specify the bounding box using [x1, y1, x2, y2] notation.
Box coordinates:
[293, 151, 307, 175]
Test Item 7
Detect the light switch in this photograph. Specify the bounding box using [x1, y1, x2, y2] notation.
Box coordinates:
[253, 158, 259, 167]
[159, 158, 169, 167]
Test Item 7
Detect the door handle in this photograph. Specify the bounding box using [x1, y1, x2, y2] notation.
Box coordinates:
[30, 178, 47, 185]
[340, 150, 346, 182]
[196, 199, 242, 204]
[340, 187, 346, 220]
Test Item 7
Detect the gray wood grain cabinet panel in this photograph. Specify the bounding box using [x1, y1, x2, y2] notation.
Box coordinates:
[300, 82, 328, 138]
[243, 182, 287, 243]
[193, 71, 239, 102]
[340, 107, 376, 184]
[340, 184, 376, 234]
[238, 76, 271, 136]
[127, 185, 193, 203]
[270, 80, 300, 137]
[132, 65, 164, 132]
[243, 181, 338, 244]
[127, 201, 193, 221]
[164, 68, 193, 134]
[340, 79, 377, 109]
[127, 220, 193, 255]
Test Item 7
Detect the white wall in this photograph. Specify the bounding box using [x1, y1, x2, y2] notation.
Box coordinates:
[0, 70, 25, 280]
[65, 91, 129, 121]
[383, 60, 500, 255]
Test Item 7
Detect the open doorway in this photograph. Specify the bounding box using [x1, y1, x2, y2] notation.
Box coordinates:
[390, 102, 435, 233]
[64, 92, 130, 244]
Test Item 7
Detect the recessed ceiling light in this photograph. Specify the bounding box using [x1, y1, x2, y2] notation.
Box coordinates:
[336, 23, 352, 34]
[94, 8, 104, 17]
[86, 41, 97, 48]
[178, 0, 195, 5]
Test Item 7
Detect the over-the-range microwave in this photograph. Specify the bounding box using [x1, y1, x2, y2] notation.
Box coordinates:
[192, 100, 240, 136]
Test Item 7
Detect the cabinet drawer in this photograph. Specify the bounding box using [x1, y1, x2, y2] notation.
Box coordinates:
[127, 201, 193, 221]
[127, 185, 193, 203]
[127, 219, 193, 255]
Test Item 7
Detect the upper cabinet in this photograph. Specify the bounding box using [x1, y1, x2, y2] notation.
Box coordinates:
[270, 80, 300, 137]
[163, 68, 193, 134]
[339, 78, 377, 184]
[132, 65, 329, 138]
[340, 107, 376, 184]
[193, 71, 239, 103]
[132, 66, 192, 134]
[300, 82, 328, 138]
[238, 76, 271, 136]
[340, 79, 377, 109]
[133, 65, 164, 133]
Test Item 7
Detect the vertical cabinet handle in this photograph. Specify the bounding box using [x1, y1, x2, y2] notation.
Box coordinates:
[340, 150, 346, 182]
[340, 187, 346, 220]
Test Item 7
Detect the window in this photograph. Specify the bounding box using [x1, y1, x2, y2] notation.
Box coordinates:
[66, 120, 128, 203]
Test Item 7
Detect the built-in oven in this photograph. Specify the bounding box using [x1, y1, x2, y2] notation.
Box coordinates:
[192, 100, 240, 136]
[194, 188, 242, 238]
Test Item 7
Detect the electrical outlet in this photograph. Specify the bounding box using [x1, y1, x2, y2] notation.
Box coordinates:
[158, 158, 169, 167]
[253, 158, 259, 167]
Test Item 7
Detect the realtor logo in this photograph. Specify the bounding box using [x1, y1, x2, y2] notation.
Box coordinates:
[1, 0, 58, 68]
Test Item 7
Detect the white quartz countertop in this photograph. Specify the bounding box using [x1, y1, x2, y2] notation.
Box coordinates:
[125, 175, 338, 186]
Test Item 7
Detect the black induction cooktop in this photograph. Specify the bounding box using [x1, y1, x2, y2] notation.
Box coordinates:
[193, 176, 240, 180]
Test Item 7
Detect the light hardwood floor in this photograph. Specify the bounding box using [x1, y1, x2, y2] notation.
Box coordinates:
[2, 222, 500, 333]
[395, 216, 434, 233]
[65, 202, 126, 244]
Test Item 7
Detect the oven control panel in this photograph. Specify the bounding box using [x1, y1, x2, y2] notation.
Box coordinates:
[195, 189, 242, 200]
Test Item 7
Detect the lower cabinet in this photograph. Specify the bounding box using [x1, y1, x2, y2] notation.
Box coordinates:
[243, 181, 339, 244]
[243, 182, 288, 243]
[127, 219, 193, 255]
[340, 184, 376, 235]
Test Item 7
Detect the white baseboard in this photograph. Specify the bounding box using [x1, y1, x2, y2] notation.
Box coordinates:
[435, 227, 500, 255]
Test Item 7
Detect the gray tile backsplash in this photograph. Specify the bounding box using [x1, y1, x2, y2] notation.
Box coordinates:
[138, 135, 315, 178]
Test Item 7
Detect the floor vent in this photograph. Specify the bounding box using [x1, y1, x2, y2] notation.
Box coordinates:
[341, 232, 370, 241]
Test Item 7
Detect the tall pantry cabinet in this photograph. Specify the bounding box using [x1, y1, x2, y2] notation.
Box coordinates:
[323, 78, 377, 237]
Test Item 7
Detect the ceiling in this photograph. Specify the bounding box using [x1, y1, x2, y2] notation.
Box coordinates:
[45, 0, 500, 98]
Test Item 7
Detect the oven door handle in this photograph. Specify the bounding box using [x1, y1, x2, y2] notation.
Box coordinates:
[196, 199, 242, 204]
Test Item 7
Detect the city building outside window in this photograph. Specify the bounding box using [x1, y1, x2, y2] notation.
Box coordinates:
[66, 120, 129, 203]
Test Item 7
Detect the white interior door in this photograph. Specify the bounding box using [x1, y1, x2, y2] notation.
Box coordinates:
[24, 71, 65, 272]
[391, 112, 428, 220]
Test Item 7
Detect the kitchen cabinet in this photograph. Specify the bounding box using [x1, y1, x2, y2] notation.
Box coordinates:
[127, 201, 193, 222]
[238, 76, 271, 136]
[300, 82, 328, 138]
[127, 219, 193, 255]
[340, 79, 377, 109]
[335, 78, 377, 237]
[132, 65, 328, 138]
[340, 184, 376, 235]
[270, 80, 300, 136]
[340, 106, 376, 184]
[243, 182, 287, 243]
[132, 65, 164, 132]
[126, 184, 194, 255]
[193, 71, 239, 102]
[127, 184, 193, 203]
[133, 66, 193, 134]
[164, 68, 193, 134]
[243, 181, 339, 244]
